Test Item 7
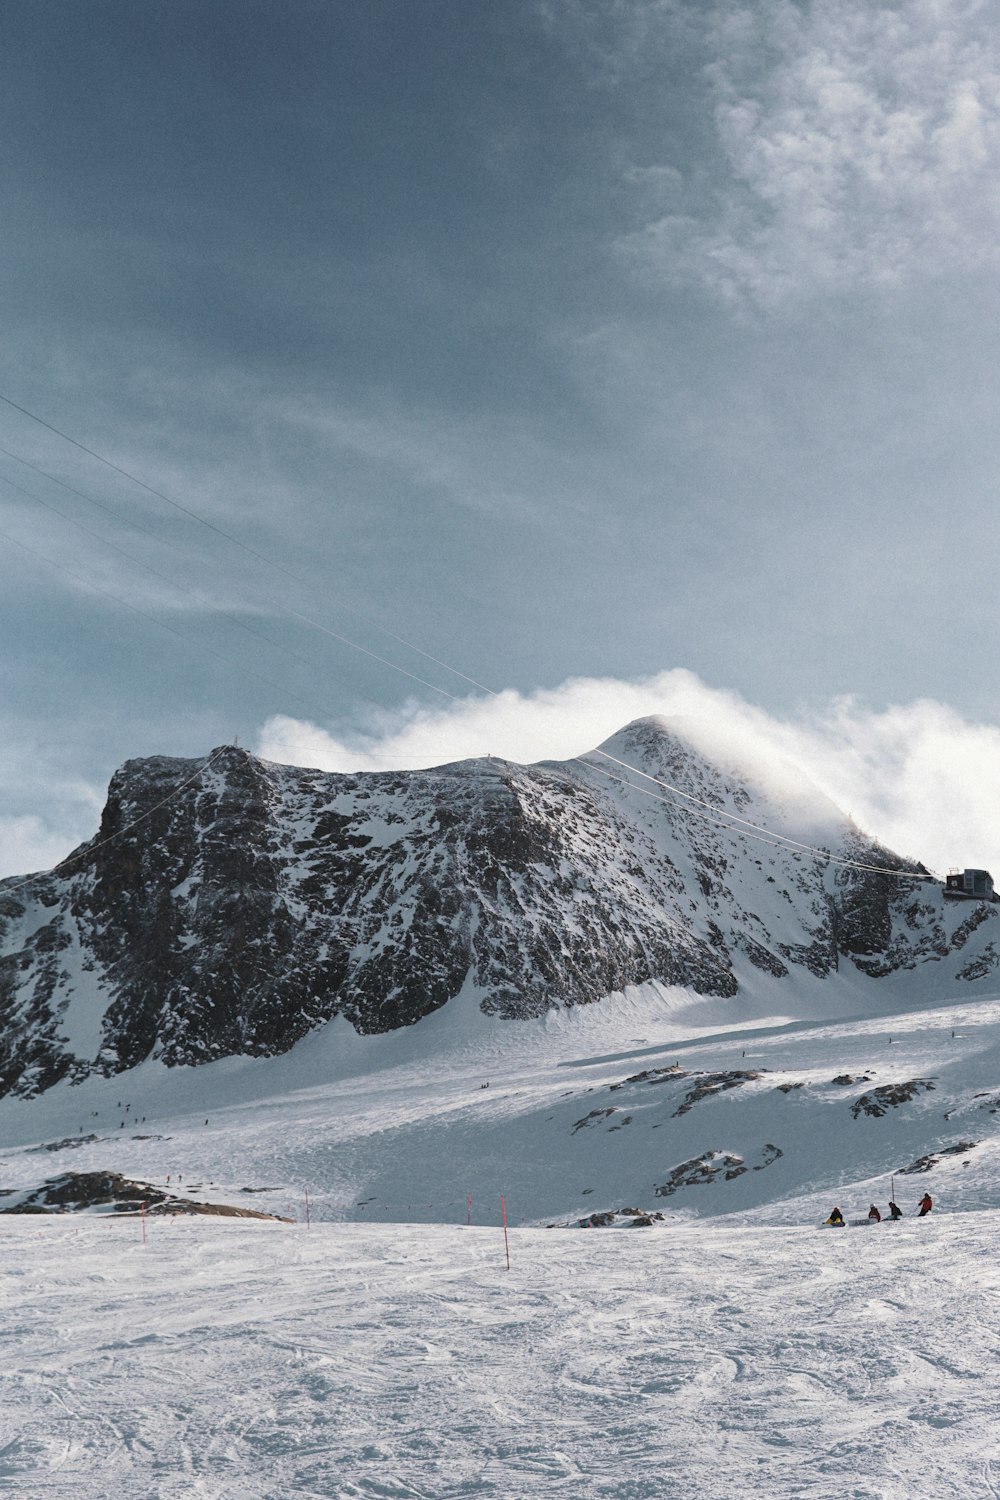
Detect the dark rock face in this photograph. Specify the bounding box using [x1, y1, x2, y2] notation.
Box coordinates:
[655, 1150, 750, 1195]
[899, 1142, 978, 1174]
[673, 1070, 763, 1117]
[850, 1080, 936, 1118]
[0, 1169, 289, 1219]
[577, 1207, 665, 1228]
[0, 716, 996, 1099]
[654, 1141, 783, 1197]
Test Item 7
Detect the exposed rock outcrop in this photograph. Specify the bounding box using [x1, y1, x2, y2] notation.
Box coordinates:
[0, 716, 993, 1099]
[0, 1169, 290, 1219]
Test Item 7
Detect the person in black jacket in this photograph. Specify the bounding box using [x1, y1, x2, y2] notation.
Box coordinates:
[826, 1206, 846, 1226]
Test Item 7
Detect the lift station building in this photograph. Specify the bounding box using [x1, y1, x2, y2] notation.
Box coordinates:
[944, 868, 997, 901]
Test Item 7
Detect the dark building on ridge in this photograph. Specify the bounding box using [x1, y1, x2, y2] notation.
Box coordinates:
[944, 868, 996, 901]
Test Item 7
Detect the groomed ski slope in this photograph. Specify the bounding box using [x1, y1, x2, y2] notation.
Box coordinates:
[4, 1210, 1000, 1499]
[4, 977, 1000, 1494]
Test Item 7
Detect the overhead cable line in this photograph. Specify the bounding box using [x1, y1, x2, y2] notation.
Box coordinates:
[576, 754, 931, 880]
[0, 390, 294, 560]
[0, 746, 233, 898]
[581, 746, 937, 881]
[0, 392, 485, 697]
[0, 524, 395, 727]
[578, 757, 829, 858]
[0, 498, 485, 817]
[0, 431, 464, 703]
[0, 392, 940, 885]
[0, 439, 170, 548]
[258, 598, 463, 700]
[0, 471, 416, 716]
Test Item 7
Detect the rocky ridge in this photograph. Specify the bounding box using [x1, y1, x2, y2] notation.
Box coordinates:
[0, 715, 995, 1099]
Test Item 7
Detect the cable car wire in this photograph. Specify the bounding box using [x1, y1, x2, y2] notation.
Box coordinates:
[580, 747, 936, 880]
[0, 746, 233, 898]
[0, 391, 486, 697]
[0, 391, 945, 887]
[575, 753, 932, 880]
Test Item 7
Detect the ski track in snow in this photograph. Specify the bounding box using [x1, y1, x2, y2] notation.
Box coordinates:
[3, 1215, 1000, 1498]
[5, 986, 1000, 1494]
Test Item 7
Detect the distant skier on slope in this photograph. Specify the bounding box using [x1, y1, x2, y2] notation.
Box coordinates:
[887, 1201, 903, 1221]
[868, 1204, 881, 1223]
[917, 1192, 933, 1217]
[825, 1207, 845, 1226]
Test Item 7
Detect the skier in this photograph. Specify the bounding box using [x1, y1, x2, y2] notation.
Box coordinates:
[917, 1192, 933, 1217]
[887, 1201, 903, 1221]
[825, 1207, 846, 1226]
[868, 1204, 881, 1223]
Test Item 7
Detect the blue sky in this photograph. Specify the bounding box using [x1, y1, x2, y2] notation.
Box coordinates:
[4, 0, 1000, 875]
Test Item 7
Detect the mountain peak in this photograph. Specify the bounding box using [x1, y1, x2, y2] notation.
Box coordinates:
[589, 713, 846, 844]
[0, 727, 992, 1100]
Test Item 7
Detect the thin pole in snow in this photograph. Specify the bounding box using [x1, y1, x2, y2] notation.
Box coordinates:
[140, 1202, 146, 1244]
[305, 1189, 311, 1230]
[501, 1194, 510, 1271]
[467, 1192, 472, 1227]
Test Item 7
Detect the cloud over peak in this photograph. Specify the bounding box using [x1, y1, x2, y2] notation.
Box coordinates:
[256, 669, 1000, 879]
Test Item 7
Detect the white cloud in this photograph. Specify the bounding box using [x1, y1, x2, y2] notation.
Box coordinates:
[257, 670, 1000, 877]
[257, 672, 698, 772]
[0, 737, 105, 881]
[0, 814, 87, 881]
[624, 0, 1000, 304]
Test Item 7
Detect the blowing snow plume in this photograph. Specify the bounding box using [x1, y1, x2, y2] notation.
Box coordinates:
[2, 714, 996, 1099]
[257, 670, 1000, 875]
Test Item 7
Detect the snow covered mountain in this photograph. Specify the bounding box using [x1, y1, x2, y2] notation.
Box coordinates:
[1, 715, 996, 1101]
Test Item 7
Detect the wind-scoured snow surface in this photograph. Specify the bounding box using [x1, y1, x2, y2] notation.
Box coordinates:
[5, 1212, 1000, 1499]
[5, 984, 1000, 1495]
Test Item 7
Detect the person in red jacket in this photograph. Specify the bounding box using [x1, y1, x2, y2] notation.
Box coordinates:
[868, 1204, 881, 1222]
[917, 1193, 933, 1216]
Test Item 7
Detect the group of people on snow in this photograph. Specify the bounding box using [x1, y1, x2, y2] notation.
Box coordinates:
[825, 1193, 932, 1226]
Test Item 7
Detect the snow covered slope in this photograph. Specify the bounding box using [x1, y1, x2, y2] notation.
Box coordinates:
[2, 977, 1000, 1231]
[5, 1209, 1000, 1499]
[1, 716, 996, 1101]
[5, 718, 1000, 1497]
[4, 985, 1000, 1495]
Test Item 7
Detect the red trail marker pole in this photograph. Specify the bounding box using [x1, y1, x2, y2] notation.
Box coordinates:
[501, 1194, 510, 1271]
[467, 1192, 472, 1226]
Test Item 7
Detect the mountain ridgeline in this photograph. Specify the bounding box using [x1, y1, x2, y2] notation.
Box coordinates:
[0, 718, 996, 1098]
